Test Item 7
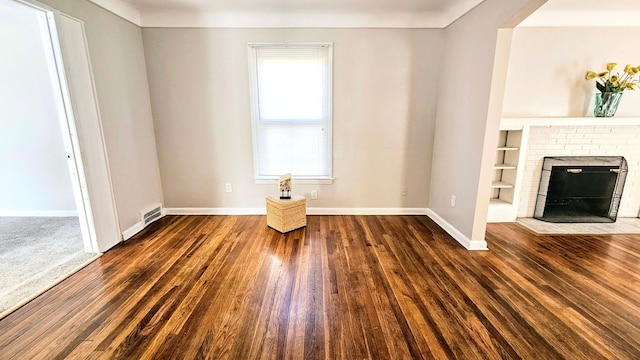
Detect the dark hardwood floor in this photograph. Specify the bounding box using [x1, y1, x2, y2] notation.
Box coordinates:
[0, 215, 639, 359]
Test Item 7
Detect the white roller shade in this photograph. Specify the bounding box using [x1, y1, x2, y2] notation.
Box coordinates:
[249, 43, 332, 179]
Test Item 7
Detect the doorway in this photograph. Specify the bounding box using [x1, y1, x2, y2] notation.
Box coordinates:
[0, 0, 117, 317]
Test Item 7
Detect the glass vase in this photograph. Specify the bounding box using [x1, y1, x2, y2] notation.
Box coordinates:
[594, 92, 623, 117]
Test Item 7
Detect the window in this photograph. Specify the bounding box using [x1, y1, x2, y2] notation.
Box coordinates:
[248, 43, 332, 181]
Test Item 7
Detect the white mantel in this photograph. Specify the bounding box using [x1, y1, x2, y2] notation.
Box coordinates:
[501, 117, 640, 130]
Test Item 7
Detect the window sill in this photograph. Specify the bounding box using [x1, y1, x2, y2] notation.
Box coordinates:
[254, 177, 334, 185]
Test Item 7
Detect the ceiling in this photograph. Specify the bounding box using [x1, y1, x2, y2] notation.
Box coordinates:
[89, 0, 640, 28]
[89, 0, 485, 28]
[520, 0, 640, 27]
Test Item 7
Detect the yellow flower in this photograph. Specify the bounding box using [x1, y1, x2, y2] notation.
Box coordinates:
[586, 62, 640, 92]
[624, 64, 634, 74]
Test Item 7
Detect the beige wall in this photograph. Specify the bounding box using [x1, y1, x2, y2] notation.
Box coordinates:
[37, 0, 163, 231]
[429, 0, 544, 241]
[503, 27, 640, 117]
[143, 28, 442, 210]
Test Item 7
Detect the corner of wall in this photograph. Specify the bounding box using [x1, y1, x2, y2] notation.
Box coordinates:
[426, 208, 488, 250]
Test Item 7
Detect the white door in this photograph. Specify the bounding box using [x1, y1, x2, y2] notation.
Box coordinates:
[51, 12, 121, 252]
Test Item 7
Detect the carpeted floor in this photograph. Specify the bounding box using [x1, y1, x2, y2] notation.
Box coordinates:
[0, 217, 97, 315]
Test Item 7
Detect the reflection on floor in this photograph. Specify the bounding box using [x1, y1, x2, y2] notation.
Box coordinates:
[517, 217, 640, 234]
[0, 217, 97, 316]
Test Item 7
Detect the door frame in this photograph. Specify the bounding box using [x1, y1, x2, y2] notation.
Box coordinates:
[9, 0, 121, 253]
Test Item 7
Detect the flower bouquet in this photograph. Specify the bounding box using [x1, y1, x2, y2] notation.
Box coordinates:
[586, 63, 640, 117]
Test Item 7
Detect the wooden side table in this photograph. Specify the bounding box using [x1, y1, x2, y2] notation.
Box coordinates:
[266, 195, 307, 233]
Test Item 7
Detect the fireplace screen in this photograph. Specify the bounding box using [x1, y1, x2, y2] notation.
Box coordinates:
[533, 156, 627, 223]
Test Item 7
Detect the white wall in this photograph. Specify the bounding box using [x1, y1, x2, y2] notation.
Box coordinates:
[503, 27, 640, 117]
[0, 0, 75, 215]
[35, 0, 164, 233]
[429, 0, 544, 243]
[143, 28, 442, 211]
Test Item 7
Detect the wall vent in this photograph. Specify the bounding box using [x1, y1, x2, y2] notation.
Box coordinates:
[141, 204, 163, 226]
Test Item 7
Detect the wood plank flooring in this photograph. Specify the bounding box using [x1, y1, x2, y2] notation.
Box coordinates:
[0, 215, 639, 359]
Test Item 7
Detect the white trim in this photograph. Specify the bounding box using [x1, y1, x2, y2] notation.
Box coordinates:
[254, 178, 334, 185]
[0, 210, 78, 217]
[87, 0, 141, 25]
[122, 221, 144, 241]
[135, 2, 484, 29]
[501, 117, 640, 128]
[426, 209, 488, 251]
[46, 12, 100, 254]
[141, 10, 449, 29]
[53, 12, 122, 252]
[165, 207, 428, 216]
[307, 208, 429, 215]
[81, 0, 487, 29]
[122, 204, 166, 240]
[166, 208, 266, 216]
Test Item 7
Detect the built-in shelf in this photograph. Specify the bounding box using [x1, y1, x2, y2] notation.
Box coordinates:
[493, 164, 517, 170]
[491, 181, 514, 189]
[489, 198, 511, 206]
[488, 128, 528, 222]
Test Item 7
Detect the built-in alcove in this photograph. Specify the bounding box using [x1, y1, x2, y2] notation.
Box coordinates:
[533, 156, 627, 223]
[487, 119, 640, 225]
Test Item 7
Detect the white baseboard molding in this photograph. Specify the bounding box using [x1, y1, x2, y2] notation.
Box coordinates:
[426, 209, 488, 251]
[165, 207, 429, 216]
[122, 221, 144, 241]
[0, 210, 78, 217]
[166, 208, 267, 215]
[122, 206, 168, 241]
[307, 208, 429, 215]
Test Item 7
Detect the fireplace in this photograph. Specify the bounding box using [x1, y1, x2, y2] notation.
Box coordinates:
[534, 156, 628, 223]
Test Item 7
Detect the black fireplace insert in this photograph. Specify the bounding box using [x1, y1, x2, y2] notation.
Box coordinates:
[533, 156, 627, 223]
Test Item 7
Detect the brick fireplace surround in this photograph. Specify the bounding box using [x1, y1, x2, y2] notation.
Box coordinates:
[518, 124, 640, 218]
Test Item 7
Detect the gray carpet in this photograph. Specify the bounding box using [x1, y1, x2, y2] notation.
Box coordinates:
[0, 217, 96, 314]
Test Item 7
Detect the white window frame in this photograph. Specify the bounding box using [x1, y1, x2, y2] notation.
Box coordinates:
[248, 42, 333, 184]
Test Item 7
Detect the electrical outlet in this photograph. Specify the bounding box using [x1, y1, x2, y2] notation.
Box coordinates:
[450, 195, 456, 207]
[311, 190, 318, 200]
[225, 183, 233, 193]
[401, 186, 408, 196]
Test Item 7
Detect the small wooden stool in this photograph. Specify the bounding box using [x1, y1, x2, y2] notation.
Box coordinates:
[266, 196, 307, 233]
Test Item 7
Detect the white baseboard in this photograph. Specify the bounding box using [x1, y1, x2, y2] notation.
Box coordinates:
[122, 221, 144, 241]
[0, 210, 78, 217]
[306, 208, 429, 215]
[122, 205, 167, 241]
[166, 208, 267, 215]
[426, 209, 488, 251]
[164, 207, 429, 216]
